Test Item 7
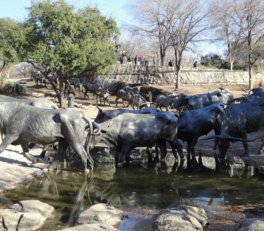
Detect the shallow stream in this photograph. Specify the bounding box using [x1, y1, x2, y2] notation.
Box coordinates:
[2, 162, 264, 230]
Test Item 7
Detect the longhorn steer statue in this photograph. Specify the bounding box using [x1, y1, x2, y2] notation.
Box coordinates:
[0, 94, 58, 109]
[206, 100, 264, 163]
[171, 88, 234, 110]
[94, 112, 178, 165]
[94, 107, 184, 162]
[241, 87, 264, 103]
[0, 102, 100, 171]
[172, 103, 224, 162]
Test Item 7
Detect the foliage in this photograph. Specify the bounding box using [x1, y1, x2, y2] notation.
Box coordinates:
[25, 0, 119, 77]
[200, 53, 229, 69]
[0, 76, 27, 95]
[18, 0, 120, 106]
[0, 18, 26, 70]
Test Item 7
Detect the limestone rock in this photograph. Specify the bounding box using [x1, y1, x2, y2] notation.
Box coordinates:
[238, 218, 264, 231]
[60, 223, 118, 231]
[0, 200, 54, 231]
[78, 203, 123, 227]
[153, 206, 208, 231]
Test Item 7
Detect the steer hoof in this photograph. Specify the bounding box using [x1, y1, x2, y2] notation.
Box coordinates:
[48, 160, 61, 172]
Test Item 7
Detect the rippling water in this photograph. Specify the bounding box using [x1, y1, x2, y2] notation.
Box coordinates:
[2, 162, 264, 230]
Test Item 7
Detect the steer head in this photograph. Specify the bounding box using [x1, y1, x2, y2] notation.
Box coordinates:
[171, 93, 189, 109]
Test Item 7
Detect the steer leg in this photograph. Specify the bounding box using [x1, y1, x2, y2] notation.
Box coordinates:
[116, 145, 130, 167]
[241, 132, 249, 157]
[0, 135, 18, 154]
[60, 115, 93, 171]
[49, 140, 68, 171]
[21, 143, 38, 163]
[186, 138, 199, 169]
[115, 97, 122, 107]
[156, 140, 167, 163]
[169, 139, 185, 161]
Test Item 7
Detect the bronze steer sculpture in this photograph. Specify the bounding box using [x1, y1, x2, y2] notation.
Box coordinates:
[171, 88, 234, 110]
[205, 97, 264, 164]
[0, 102, 100, 171]
[94, 111, 179, 165]
[0, 94, 58, 109]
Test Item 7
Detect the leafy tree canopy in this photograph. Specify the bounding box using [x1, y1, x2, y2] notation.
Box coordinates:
[200, 53, 228, 69]
[0, 18, 26, 69]
[25, 0, 120, 77]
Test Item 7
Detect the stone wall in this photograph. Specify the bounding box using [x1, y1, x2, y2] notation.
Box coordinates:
[103, 65, 251, 85]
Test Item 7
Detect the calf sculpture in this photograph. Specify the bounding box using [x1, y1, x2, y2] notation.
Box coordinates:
[0, 102, 100, 171]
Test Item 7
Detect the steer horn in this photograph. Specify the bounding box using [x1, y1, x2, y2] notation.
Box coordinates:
[92, 121, 101, 136]
[202, 134, 255, 142]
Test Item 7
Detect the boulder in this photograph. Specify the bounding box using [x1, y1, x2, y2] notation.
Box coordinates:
[60, 223, 118, 231]
[78, 203, 123, 227]
[238, 218, 264, 231]
[153, 206, 208, 231]
[0, 200, 54, 231]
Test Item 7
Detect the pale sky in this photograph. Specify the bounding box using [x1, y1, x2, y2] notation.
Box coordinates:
[0, 0, 133, 27]
[0, 0, 224, 57]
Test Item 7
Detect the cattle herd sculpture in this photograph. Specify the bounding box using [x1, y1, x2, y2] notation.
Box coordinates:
[0, 83, 264, 172]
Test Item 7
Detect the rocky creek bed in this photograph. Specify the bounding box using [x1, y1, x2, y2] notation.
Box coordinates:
[0, 143, 264, 230]
[1, 80, 264, 230]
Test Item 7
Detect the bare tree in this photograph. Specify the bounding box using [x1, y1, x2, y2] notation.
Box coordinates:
[242, 0, 264, 89]
[119, 34, 158, 63]
[210, 0, 245, 70]
[212, 0, 264, 88]
[129, 0, 172, 66]
[164, 0, 210, 88]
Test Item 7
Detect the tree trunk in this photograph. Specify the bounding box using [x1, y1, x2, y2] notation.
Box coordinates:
[58, 77, 66, 108]
[247, 13, 253, 90]
[230, 60, 234, 71]
[160, 46, 165, 66]
[174, 48, 181, 89]
[228, 43, 233, 71]
[248, 60, 253, 89]
[175, 67, 181, 89]
[0, 61, 6, 78]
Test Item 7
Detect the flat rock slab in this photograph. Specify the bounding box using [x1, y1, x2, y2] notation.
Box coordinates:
[78, 203, 123, 227]
[0, 144, 47, 192]
[0, 199, 54, 231]
[60, 223, 118, 231]
[153, 206, 208, 231]
[238, 218, 264, 231]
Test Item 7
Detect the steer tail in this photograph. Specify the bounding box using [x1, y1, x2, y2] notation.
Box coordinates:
[202, 134, 255, 142]
[83, 117, 94, 169]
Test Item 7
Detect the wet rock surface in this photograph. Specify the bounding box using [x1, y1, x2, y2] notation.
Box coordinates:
[0, 199, 54, 230]
[238, 218, 264, 231]
[77, 203, 123, 227]
[0, 144, 47, 192]
[153, 206, 208, 231]
[60, 223, 118, 231]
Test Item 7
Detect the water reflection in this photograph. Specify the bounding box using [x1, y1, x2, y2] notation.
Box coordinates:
[2, 158, 264, 230]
